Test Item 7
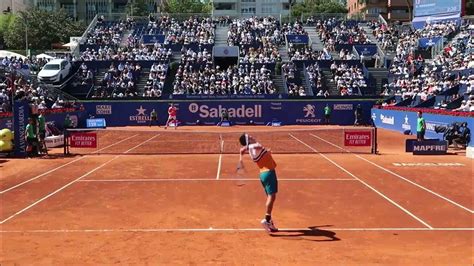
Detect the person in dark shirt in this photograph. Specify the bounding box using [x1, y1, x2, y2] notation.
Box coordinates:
[218, 109, 230, 126]
[354, 104, 363, 126]
[453, 122, 470, 149]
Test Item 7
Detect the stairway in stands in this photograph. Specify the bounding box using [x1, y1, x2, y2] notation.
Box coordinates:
[305, 26, 323, 51]
[304, 26, 339, 59]
[120, 29, 132, 48]
[136, 68, 150, 96]
[215, 25, 228, 46]
[361, 24, 378, 44]
[368, 68, 389, 95]
[321, 70, 339, 95]
[278, 46, 290, 61]
[273, 75, 286, 94]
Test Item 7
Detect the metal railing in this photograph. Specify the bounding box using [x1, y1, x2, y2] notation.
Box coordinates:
[79, 14, 99, 45]
[378, 14, 388, 26]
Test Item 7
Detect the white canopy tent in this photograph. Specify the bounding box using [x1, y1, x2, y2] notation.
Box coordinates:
[0, 50, 27, 59]
[35, 53, 55, 60]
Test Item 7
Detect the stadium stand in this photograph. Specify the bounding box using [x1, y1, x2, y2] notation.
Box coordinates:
[24, 12, 466, 106]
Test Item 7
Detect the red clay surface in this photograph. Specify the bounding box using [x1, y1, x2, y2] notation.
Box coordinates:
[1, 126, 473, 264]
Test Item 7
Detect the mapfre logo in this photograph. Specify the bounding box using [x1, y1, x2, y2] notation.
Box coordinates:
[129, 105, 151, 123]
[303, 104, 316, 118]
[96, 105, 112, 115]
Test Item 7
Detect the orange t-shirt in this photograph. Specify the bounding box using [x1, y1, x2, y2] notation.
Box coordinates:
[248, 143, 277, 172]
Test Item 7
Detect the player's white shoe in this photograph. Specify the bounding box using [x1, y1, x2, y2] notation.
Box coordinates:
[261, 219, 278, 233]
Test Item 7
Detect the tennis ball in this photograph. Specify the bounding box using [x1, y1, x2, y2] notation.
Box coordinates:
[0, 128, 13, 141]
[0, 140, 13, 152]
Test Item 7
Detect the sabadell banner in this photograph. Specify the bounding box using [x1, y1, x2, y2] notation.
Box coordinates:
[82, 100, 375, 126]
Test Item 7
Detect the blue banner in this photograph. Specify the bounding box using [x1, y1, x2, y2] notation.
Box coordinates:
[414, 0, 461, 17]
[354, 45, 378, 56]
[87, 118, 107, 128]
[418, 37, 443, 48]
[371, 108, 474, 146]
[142, 34, 165, 44]
[13, 100, 29, 157]
[82, 101, 374, 127]
[286, 35, 309, 44]
[1, 110, 84, 131]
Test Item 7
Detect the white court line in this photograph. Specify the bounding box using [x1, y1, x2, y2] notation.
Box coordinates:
[310, 134, 474, 214]
[0, 134, 160, 225]
[78, 178, 356, 182]
[0, 227, 472, 234]
[289, 134, 433, 229]
[0, 134, 139, 194]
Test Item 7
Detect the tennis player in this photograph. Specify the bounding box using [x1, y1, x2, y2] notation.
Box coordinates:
[165, 104, 178, 130]
[239, 133, 278, 233]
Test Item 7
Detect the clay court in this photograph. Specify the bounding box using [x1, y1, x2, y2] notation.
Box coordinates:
[1, 126, 472, 264]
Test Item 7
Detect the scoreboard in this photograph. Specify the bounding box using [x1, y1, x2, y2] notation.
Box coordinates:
[414, 0, 461, 17]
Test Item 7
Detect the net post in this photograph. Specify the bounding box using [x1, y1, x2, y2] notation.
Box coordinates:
[372, 126, 378, 154]
[96, 130, 100, 155]
[64, 129, 69, 156]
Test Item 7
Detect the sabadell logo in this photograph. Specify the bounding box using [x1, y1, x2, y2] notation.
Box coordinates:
[188, 103, 262, 118]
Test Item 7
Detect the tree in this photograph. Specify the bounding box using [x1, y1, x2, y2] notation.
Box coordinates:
[291, 0, 348, 18]
[467, 0, 474, 15]
[162, 0, 212, 14]
[3, 8, 85, 50]
[0, 14, 15, 48]
[126, 0, 151, 16]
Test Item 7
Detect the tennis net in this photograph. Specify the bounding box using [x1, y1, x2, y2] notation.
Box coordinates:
[64, 126, 377, 155]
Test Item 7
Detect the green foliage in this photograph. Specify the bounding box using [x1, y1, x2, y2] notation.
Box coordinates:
[162, 0, 212, 14]
[467, 0, 474, 15]
[126, 0, 151, 16]
[291, 0, 348, 18]
[3, 8, 85, 50]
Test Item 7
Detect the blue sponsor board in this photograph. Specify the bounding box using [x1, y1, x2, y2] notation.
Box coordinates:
[354, 45, 378, 56]
[286, 35, 309, 44]
[418, 37, 443, 48]
[13, 100, 29, 157]
[413, 140, 448, 155]
[371, 108, 474, 147]
[414, 0, 461, 17]
[81, 101, 374, 127]
[1, 111, 84, 131]
[0, 117, 13, 130]
[142, 34, 165, 44]
[87, 118, 107, 128]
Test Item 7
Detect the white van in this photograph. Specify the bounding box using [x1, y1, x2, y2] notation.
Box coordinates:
[38, 59, 72, 84]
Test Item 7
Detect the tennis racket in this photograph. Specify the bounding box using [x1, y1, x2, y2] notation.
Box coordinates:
[235, 153, 246, 186]
[236, 153, 245, 172]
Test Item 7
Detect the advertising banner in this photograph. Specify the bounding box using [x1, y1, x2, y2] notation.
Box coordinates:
[371, 108, 474, 147]
[86, 118, 106, 128]
[344, 131, 372, 146]
[13, 100, 29, 157]
[213, 46, 239, 57]
[142, 34, 165, 44]
[286, 35, 310, 44]
[81, 100, 374, 127]
[70, 132, 97, 148]
[414, 0, 461, 17]
[418, 37, 443, 48]
[413, 140, 448, 155]
[354, 45, 378, 56]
